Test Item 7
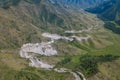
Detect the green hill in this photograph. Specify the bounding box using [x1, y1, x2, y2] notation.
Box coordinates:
[0, 0, 120, 80]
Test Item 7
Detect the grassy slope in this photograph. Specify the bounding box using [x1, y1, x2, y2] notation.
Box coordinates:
[89, 59, 120, 80]
[0, 0, 103, 49]
[0, 0, 120, 80]
[50, 26, 120, 79]
[0, 50, 75, 80]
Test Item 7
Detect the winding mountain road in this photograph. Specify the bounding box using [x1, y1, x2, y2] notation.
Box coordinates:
[19, 31, 89, 80]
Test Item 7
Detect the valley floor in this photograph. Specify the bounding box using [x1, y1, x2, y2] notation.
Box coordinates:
[0, 21, 120, 80]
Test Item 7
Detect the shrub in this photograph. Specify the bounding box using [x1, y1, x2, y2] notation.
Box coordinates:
[104, 22, 120, 34]
[79, 54, 119, 76]
[57, 56, 71, 66]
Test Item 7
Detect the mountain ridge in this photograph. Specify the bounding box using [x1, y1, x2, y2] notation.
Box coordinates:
[86, 0, 120, 34]
[0, 0, 98, 48]
[48, 0, 109, 9]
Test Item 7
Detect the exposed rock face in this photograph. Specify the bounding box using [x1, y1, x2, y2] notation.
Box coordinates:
[42, 33, 74, 41]
[20, 41, 57, 69]
[29, 57, 54, 69]
[19, 30, 93, 69]
[20, 42, 57, 57]
[42, 32, 91, 42]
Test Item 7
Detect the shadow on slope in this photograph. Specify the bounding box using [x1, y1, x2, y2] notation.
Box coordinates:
[85, 0, 120, 34]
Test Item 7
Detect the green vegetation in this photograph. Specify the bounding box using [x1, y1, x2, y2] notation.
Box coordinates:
[56, 54, 119, 77]
[40, 6, 64, 27]
[104, 22, 120, 34]
[0, 52, 73, 80]
[16, 71, 40, 80]
[70, 40, 90, 51]
[0, 51, 119, 80]
[79, 54, 98, 76]
[57, 56, 72, 66]
[0, 0, 120, 80]
[79, 54, 119, 76]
